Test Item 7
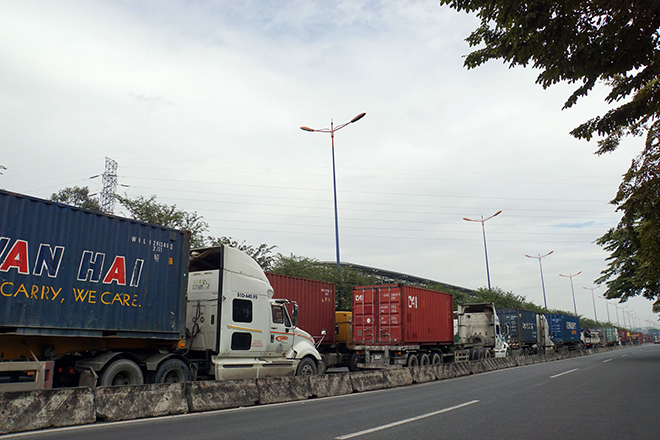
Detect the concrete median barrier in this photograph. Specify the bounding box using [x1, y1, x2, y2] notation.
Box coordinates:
[186, 379, 259, 412]
[452, 362, 472, 377]
[309, 373, 353, 398]
[256, 376, 312, 405]
[95, 383, 188, 422]
[349, 370, 387, 392]
[0, 387, 95, 435]
[384, 368, 414, 388]
[410, 366, 436, 384]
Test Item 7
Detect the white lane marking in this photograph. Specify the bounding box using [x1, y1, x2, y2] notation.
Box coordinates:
[622, 354, 628, 357]
[550, 368, 579, 378]
[335, 400, 480, 439]
[603, 359, 613, 363]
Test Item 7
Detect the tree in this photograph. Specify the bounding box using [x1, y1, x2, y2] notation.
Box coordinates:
[596, 138, 660, 310]
[439, 0, 660, 306]
[116, 194, 208, 247]
[51, 186, 102, 212]
[207, 236, 278, 271]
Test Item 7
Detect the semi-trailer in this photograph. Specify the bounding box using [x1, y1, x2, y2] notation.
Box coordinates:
[266, 276, 512, 369]
[545, 313, 581, 350]
[617, 329, 629, 344]
[599, 327, 619, 346]
[0, 189, 321, 391]
[497, 308, 554, 354]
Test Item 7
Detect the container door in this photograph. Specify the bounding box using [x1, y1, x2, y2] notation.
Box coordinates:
[379, 286, 401, 343]
[353, 287, 376, 344]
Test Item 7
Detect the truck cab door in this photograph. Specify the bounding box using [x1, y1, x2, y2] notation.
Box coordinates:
[261, 302, 295, 376]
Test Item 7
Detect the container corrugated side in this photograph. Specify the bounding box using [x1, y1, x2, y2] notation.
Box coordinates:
[352, 284, 453, 346]
[545, 313, 565, 343]
[0, 189, 189, 339]
[563, 315, 580, 342]
[266, 272, 336, 345]
[498, 308, 538, 344]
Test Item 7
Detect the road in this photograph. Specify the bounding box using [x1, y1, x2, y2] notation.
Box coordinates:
[5, 345, 659, 440]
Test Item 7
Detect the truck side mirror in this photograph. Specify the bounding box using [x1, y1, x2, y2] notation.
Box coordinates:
[292, 304, 299, 326]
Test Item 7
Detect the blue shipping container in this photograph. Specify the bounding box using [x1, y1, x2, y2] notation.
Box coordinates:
[545, 313, 580, 344]
[0, 190, 189, 339]
[498, 308, 538, 344]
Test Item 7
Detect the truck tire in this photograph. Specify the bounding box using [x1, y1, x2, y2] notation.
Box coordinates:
[430, 352, 443, 365]
[407, 354, 419, 367]
[348, 352, 362, 372]
[154, 359, 190, 384]
[417, 353, 430, 366]
[295, 357, 318, 376]
[318, 354, 329, 375]
[99, 359, 144, 386]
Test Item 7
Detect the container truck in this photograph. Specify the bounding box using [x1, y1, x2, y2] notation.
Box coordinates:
[599, 327, 619, 346]
[352, 285, 508, 368]
[617, 329, 629, 344]
[544, 313, 581, 350]
[0, 189, 321, 391]
[266, 272, 354, 372]
[497, 308, 554, 354]
[580, 328, 601, 348]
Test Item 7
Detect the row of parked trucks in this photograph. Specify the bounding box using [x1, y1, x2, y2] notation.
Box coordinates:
[0, 189, 650, 391]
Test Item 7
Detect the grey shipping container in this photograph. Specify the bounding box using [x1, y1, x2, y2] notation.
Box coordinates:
[0, 189, 190, 339]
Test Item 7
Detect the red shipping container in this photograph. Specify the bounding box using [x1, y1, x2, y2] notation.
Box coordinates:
[266, 272, 336, 345]
[617, 328, 628, 343]
[352, 284, 453, 346]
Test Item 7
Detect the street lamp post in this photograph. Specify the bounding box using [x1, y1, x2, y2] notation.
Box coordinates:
[620, 306, 628, 329]
[559, 271, 582, 315]
[599, 296, 611, 323]
[463, 210, 502, 289]
[301, 112, 366, 269]
[525, 251, 554, 309]
[583, 285, 601, 322]
[614, 303, 620, 326]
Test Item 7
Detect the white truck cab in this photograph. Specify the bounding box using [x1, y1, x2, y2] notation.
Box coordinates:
[455, 303, 509, 360]
[186, 246, 321, 380]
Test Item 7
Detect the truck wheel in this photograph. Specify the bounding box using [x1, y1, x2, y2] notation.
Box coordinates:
[99, 359, 144, 386]
[348, 352, 362, 372]
[296, 357, 318, 376]
[407, 354, 419, 367]
[418, 353, 430, 366]
[482, 348, 492, 359]
[318, 354, 329, 374]
[154, 359, 190, 384]
[430, 352, 443, 365]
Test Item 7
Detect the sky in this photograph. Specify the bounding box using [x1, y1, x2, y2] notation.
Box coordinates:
[1, 0, 657, 329]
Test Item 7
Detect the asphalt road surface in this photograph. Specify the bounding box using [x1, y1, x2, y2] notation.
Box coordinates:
[6, 345, 659, 440]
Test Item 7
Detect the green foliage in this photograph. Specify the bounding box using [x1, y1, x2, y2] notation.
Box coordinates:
[269, 254, 380, 310]
[116, 194, 208, 247]
[596, 136, 660, 311]
[439, 1, 660, 307]
[466, 287, 546, 313]
[51, 186, 102, 212]
[207, 236, 278, 271]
